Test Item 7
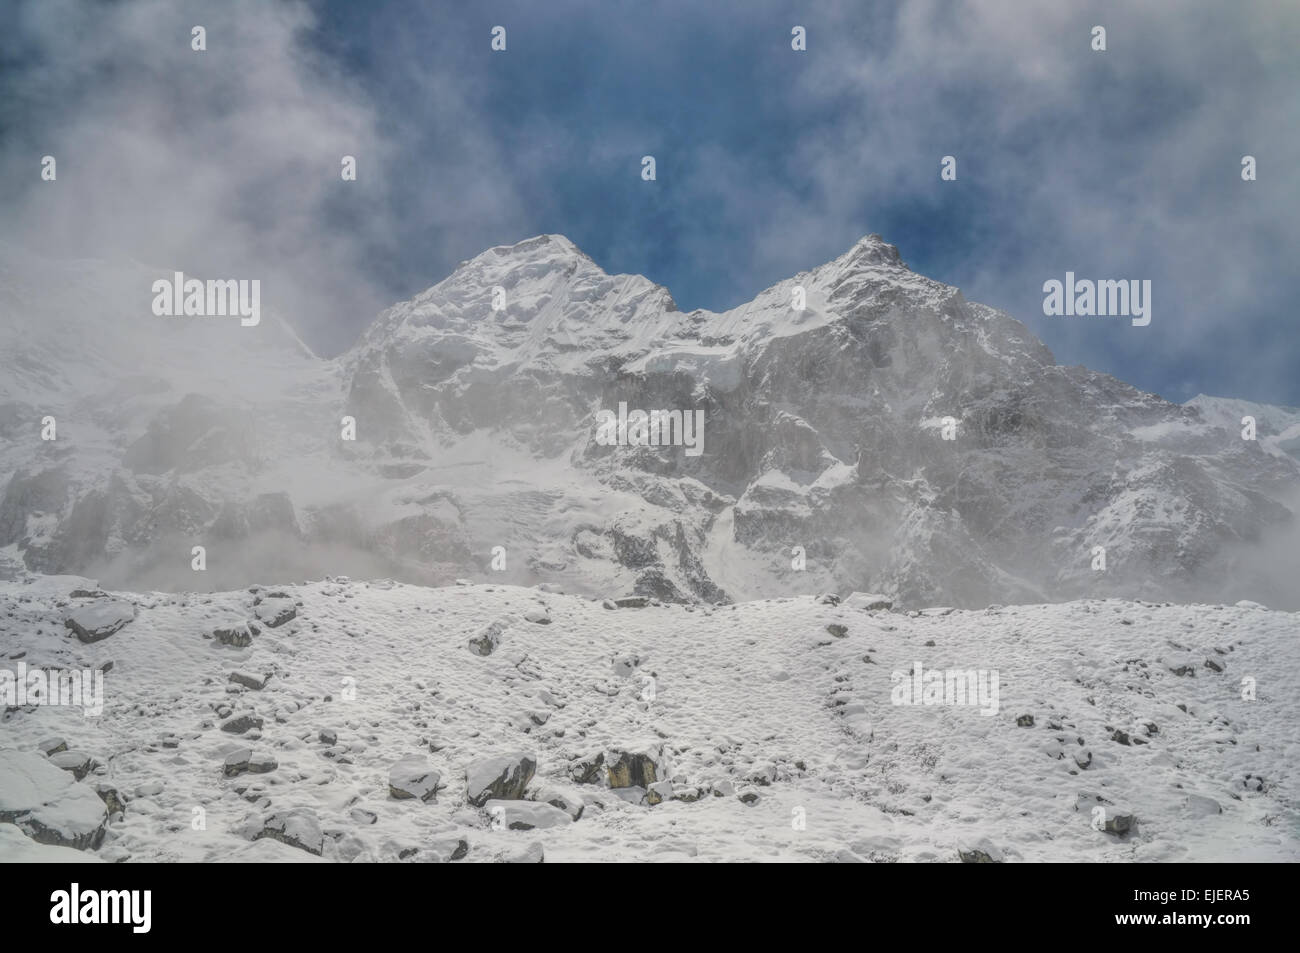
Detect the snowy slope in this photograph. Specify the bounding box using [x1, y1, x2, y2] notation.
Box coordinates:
[1, 574, 1295, 862]
[1186, 394, 1300, 461]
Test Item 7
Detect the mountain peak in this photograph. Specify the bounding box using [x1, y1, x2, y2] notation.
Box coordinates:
[842, 233, 907, 270]
[470, 234, 592, 268]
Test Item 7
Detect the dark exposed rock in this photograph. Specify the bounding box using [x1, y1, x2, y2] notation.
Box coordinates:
[229, 671, 271, 690]
[220, 714, 263, 735]
[466, 752, 536, 806]
[605, 748, 661, 789]
[213, 621, 260, 647]
[468, 620, 507, 657]
[222, 748, 277, 778]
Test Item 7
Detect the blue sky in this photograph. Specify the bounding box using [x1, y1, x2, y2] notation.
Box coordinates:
[4, 0, 1298, 404]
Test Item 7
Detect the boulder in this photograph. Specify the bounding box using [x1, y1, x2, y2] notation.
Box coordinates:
[1103, 813, 1138, 836]
[484, 800, 572, 831]
[220, 714, 263, 735]
[605, 747, 662, 789]
[252, 596, 296, 628]
[0, 748, 108, 850]
[389, 756, 442, 802]
[48, 750, 95, 781]
[843, 593, 893, 611]
[229, 671, 271, 690]
[466, 752, 537, 806]
[570, 751, 605, 784]
[93, 783, 126, 817]
[0, 823, 105, 862]
[468, 620, 507, 657]
[432, 837, 469, 861]
[212, 622, 260, 647]
[958, 844, 1003, 863]
[256, 808, 324, 856]
[529, 784, 585, 820]
[498, 841, 545, 863]
[64, 599, 135, 644]
[222, 748, 277, 778]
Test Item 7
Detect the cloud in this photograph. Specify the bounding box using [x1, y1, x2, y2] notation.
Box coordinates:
[0, 0, 534, 355]
[756, 0, 1300, 404]
[2, 0, 1297, 404]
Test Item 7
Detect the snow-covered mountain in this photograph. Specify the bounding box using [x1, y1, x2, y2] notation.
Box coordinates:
[1184, 394, 1300, 462]
[2, 235, 1297, 607]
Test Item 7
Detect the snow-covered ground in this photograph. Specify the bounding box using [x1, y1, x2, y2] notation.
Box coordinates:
[2, 574, 1295, 862]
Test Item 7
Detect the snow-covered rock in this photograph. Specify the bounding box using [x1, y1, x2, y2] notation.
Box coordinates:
[389, 756, 442, 802]
[0, 822, 105, 862]
[64, 599, 135, 643]
[465, 753, 536, 806]
[843, 593, 893, 611]
[0, 749, 108, 850]
[212, 622, 259, 647]
[256, 809, 325, 856]
[48, 750, 95, 780]
[484, 799, 572, 831]
[252, 595, 296, 628]
[604, 746, 665, 789]
[222, 748, 277, 778]
[468, 619, 507, 657]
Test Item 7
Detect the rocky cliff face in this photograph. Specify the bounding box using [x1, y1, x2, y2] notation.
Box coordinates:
[2, 235, 1296, 606]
